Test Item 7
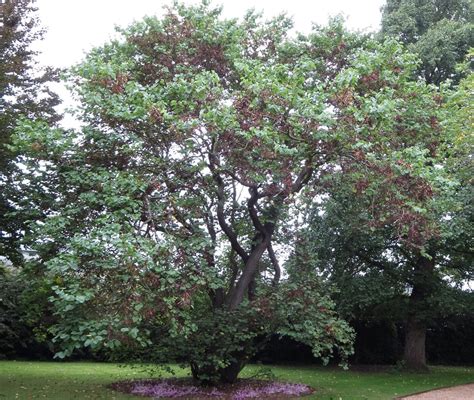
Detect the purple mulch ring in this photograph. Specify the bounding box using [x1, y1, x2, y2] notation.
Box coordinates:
[110, 378, 314, 399]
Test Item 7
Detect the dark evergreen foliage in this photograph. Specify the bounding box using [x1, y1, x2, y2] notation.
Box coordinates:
[0, 0, 60, 268]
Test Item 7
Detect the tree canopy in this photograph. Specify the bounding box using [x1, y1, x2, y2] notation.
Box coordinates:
[298, 45, 474, 369]
[10, 1, 470, 382]
[0, 0, 60, 268]
[381, 0, 473, 85]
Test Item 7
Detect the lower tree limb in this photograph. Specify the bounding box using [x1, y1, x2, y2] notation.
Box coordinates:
[228, 238, 269, 310]
[267, 243, 280, 286]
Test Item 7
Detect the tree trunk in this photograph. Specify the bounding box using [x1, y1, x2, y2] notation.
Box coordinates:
[403, 317, 428, 370]
[190, 358, 245, 384]
[402, 252, 435, 371]
[227, 237, 270, 310]
[219, 359, 245, 383]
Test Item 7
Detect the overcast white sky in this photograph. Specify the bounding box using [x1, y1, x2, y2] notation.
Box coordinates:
[35, 0, 385, 68]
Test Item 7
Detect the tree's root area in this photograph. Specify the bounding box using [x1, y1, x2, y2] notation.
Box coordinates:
[110, 378, 314, 399]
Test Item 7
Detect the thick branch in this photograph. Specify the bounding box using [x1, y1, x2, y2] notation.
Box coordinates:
[204, 204, 217, 243]
[170, 205, 196, 234]
[228, 236, 270, 310]
[291, 161, 314, 194]
[208, 151, 248, 262]
[227, 248, 240, 290]
[247, 187, 266, 235]
[267, 243, 281, 286]
[222, 168, 256, 188]
[215, 175, 249, 262]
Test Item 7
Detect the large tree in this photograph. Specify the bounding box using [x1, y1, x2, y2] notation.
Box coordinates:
[302, 0, 474, 370]
[381, 0, 473, 85]
[299, 59, 473, 369]
[12, 2, 451, 382]
[0, 0, 60, 268]
[14, 4, 357, 383]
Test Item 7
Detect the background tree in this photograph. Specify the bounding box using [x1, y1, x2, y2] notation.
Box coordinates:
[0, 260, 54, 359]
[298, 57, 473, 369]
[381, 0, 473, 85]
[0, 0, 60, 269]
[0, 0, 60, 359]
[296, 0, 474, 370]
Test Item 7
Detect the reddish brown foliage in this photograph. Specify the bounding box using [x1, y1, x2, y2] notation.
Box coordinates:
[128, 12, 231, 84]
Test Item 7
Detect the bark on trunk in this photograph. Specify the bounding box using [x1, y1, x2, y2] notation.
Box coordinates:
[403, 317, 428, 370]
[402, 252, 435, 371]
[190, 358, 245, 384]
[227, 237, 270, 310]
[219, 359, 245, 383]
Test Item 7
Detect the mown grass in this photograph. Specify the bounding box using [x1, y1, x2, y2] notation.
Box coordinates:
[0, 361, 472, 399]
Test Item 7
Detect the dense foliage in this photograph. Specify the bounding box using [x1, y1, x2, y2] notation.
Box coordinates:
[381, 0, 473, 85]
[0, 0, 60, 268]
[287, 0, 474, 371]
[5, 0, 472, 380]
[297, 49, 473, 369]
[12, 3, 364, 383]
[0, 261, 54, 359]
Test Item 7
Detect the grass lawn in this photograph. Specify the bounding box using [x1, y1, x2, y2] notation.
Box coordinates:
[0, 361, 473, 399]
